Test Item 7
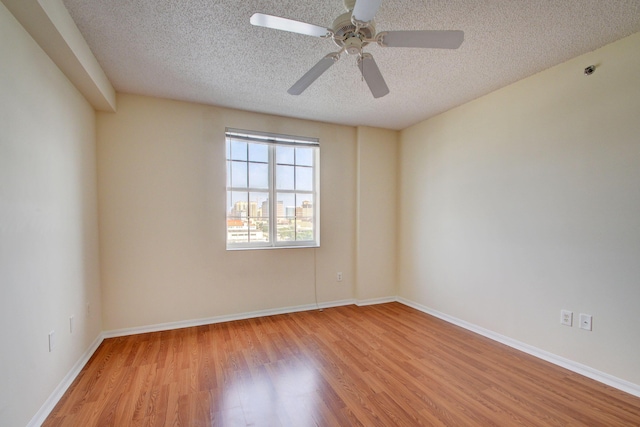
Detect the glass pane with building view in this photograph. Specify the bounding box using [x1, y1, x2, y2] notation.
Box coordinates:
[226, 191, 270, 244]
[226, 133, 318, 248]
[275, 193, 314, 242]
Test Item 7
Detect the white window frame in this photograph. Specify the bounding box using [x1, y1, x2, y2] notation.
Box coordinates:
[225, 128, 320, 250]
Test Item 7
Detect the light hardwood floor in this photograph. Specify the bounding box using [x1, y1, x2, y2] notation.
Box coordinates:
[44, 303, 640, 426]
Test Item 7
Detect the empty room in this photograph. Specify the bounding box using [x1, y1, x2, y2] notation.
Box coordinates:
[1, 0, 640, 425]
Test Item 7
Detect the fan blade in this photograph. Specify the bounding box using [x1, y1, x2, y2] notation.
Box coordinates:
[358, 54, 389, 98]
[250, 13, 330, 37]
[288, 54, 339, 95]
[380, 30, 464, 49]
[352, 0, 382, 23]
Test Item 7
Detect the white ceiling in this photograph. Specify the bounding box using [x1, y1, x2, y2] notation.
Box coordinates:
[61, 0, 640, 130]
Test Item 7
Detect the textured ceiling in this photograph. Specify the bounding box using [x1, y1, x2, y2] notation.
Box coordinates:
[62, 0, 640, 130]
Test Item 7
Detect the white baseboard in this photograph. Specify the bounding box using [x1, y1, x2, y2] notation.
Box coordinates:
[356, 296, 397, 306]
[396, 297, 640, 398]
[320, 298, 358, 309]
[27, 333, 104, 427]
[103, 298, 358, 338]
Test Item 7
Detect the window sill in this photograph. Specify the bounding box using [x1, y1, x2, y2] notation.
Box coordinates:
[226, 244, 319, 251]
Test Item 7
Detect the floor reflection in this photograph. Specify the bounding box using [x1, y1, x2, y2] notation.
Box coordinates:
[221, 360, 320, 426]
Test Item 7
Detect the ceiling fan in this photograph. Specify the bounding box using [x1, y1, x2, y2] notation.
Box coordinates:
[250, 0, 464, 98]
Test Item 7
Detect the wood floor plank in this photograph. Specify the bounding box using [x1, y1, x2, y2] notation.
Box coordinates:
[43, 303, 640, 426]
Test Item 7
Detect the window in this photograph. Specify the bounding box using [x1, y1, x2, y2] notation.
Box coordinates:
[225, 128, 320, 249]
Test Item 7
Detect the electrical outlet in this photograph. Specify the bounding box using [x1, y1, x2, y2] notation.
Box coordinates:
[579, 313, 593, 331]
[70, 316, 75, 334]
[560, 309, 573, 326]
[337, 272, 343, 282]
[48, 331, 56, 352]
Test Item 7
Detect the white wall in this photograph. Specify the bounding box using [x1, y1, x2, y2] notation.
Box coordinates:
[97, 94, 376, 331]
[398, 32, 640, 385]
[356, 126, 398, 300]
[0, 3, 102, 426]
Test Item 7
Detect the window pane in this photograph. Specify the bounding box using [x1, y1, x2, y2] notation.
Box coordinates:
[296, 195, 314, 241]
[296, 147, 313, 166]
[227, 217, 249, 244]
[277, 219, 295, 241]
[248, 162, 268, 189]
[295, 166, 312, 191]
[250, 192, 270, 219]
[276, 165, 294, 190]
[228, 191, 248, 218]
[252, 220, 269, 242]
[230, 141, 247, 161]
[276, 193, 295, 218]
[247, 216, 269, 242]
[276, 192, 296, 241]
[296, 218, 314, 241]
[276, 146, 294, 165]
[230, 161, 247, 188]
[249, 143, 268, 162]
[296, 195, 314, 216]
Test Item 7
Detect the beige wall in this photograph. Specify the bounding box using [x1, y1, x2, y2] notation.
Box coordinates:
[0, 3, 102, 426]
[97, 94, 380, 330]
[356, 126, 398, 300]
[398, 32, 640, 385]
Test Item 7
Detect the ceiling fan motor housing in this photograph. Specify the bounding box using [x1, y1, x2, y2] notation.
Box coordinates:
[331, 11, 375, 53]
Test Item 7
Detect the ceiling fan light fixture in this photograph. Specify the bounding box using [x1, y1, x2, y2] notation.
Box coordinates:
[344, 36, 363, 55]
